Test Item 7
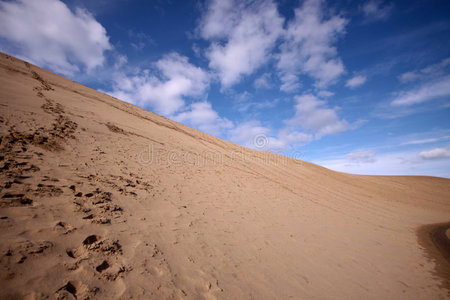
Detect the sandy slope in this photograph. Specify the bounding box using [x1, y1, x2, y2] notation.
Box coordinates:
[0, 52, 449, 299]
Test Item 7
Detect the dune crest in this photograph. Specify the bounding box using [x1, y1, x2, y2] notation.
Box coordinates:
[0, 52, 449, 299]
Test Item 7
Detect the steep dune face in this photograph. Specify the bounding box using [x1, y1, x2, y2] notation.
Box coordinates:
[0, 52, 449, 299]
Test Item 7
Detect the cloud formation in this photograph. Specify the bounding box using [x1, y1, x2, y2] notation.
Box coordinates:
[228, 121, 312, 152]
[398, 57, 450, 83]
[254, 73, 273, 89]
[0, 0, 111, 75]
[346, 150, 376, 163]
[199, 0, 348, 91]
[401, 135, 450, 146]
[173, 102, 233, 136]
[277, 0, 347, 91]
[228, 121, 271, 149]
[346, 75, 367, 88]
[361, 0, 393, 22]
[315, 150, 450, 177]
[420, 148, 450, 160]
[108, 53, 210, 115]
[391, 76, 450, 106]
[286, 94, 351, 137]
[199, 0, 283, 88]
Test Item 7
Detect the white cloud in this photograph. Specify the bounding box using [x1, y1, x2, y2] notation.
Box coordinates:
[391, 75, 450, 106]
[398, 71, 420, 83]
[346, 75, 367, 88]
[400, 136, 450, 146]
[317, 90, 335, 98]
[275, 129, 313, 151]
[235, 98, 278, 113]
[254, 73, 272, 89]
[277, 0, 347, 90]
[107, 53, 210, 116]
[398, 57, 450, 83]
[228, 121, 312, 152]
[114, 54, 128, 69]
[234, 91, 252, 102]
[228, 121, 271, 149]
[108, 54, 234, 138]
[422, 57, 450, 74]
[361, 0, 393, 22]
[316, 150, 450, 178]
[391, 130, 450, 147]
[127, 29, 154, 51]
[346, 150, 376, 163]
[419, 148, 450, 160]
[286, 94, 352, 137]
[199, 0, 348, 90]
[199, 0, 283, 88]
[279, 74, 301, 93]
[173, 102, 233, 136]
[0, 0, 111, 75]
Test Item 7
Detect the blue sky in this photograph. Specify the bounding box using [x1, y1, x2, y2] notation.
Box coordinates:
[1, 0, 450, 177]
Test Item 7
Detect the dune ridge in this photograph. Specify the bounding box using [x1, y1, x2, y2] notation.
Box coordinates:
[0, 52, 449, 299]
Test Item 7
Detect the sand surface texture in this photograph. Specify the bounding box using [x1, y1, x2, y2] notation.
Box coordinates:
[0, 52, 449, 299]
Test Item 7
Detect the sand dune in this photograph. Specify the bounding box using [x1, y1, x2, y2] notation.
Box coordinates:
[0, 52, 449, 299]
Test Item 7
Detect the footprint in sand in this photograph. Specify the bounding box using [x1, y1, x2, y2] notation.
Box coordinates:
[30, 183, 63, 197]
[55, 280, 98, 300]
[96, 260, 110, 272]
[95, 259, 128, 281]
[65, 235, 129, 282]
[54, 221, 76, 235]
[72, 189, 123, 225]
[41, 98, 65, 115]
[3, 240, 53, 265]
[82, 235, 122, 255]
[66, 235, 122, 259]
[0, 193, 33, 207]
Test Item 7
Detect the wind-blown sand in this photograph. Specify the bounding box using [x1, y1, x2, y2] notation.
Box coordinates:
[0, 52, 449, 299]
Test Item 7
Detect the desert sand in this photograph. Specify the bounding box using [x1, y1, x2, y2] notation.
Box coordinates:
[0, 52, 449, 299]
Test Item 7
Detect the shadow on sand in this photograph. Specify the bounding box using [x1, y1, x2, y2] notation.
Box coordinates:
[417, 222, 450, 293]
